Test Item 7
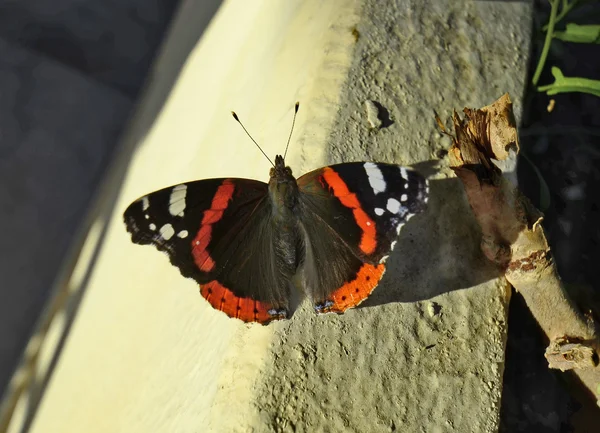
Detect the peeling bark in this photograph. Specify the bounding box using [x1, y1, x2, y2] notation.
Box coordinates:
[441, 93, 600, 410]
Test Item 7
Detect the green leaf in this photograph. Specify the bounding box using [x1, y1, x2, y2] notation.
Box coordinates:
[554, 23, 600, 43]
[538, 67, 600, 97]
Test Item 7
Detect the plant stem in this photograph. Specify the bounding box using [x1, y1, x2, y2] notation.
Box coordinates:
[542, 0, 580, 31]
[533, 0, 560, 86]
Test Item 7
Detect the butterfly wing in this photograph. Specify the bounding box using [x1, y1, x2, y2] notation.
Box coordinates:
[296, 162, 428, 313]
[123, 178, 291, 324]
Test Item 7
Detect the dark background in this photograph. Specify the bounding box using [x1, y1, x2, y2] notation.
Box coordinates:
[503, 0, 600, 431]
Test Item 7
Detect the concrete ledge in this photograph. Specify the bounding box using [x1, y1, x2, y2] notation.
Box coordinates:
[4, 0, 532, 432]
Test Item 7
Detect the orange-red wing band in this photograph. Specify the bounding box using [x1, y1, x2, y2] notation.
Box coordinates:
[321, 168, 377, 255]
[318, 263, 385, 313]
[200, 280, 277, 324]
[192, 180, 235, 273]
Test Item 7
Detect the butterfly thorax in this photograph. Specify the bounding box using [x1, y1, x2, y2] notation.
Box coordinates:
[268, 155, 299, 218]
[267, 155, 303, 276]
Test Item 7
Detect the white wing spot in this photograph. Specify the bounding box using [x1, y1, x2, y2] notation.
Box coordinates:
[177, 230, 189, 239]
[364, 162, 386, 194]
[144, 214, 150, 220]
[141, 196, 149, 211]
[379, 255, 389, 264]
[387, 198, 401, 214]
[195, 240, 200, 245]
[149, 223, 156, 231]
[390, 240, 397, 250]
[169, 184, 187, 217]
[375, 207, 384, 216]
[400, 194, 408, 202]
[366, 221, 372, 226]
[159, 224, 175, 240]
[400, 167, 409, 180]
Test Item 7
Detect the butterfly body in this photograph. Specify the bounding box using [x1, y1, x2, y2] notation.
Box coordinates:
[124, 155, 428, 324]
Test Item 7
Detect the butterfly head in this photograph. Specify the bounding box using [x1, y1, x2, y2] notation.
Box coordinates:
[270, 155, 294, 183]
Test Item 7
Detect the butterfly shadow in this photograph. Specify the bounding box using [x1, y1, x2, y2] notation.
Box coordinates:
[359, 176, 502, 309]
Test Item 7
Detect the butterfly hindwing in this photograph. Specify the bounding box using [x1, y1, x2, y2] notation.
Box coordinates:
[296, 162, 428, 313]
[123, 178, 291, 323]
[297, 209, 386, 314]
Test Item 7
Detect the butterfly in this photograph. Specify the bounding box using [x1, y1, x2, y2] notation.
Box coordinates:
[123, 103, 428, 324]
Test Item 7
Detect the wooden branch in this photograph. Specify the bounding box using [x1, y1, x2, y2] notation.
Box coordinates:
[442, 93, 600, 407]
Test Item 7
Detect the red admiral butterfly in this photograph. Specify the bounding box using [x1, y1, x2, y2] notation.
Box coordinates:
[124, 104, 428, 324]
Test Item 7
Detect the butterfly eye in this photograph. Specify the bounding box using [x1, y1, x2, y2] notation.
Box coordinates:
[285, 167, 293, 176]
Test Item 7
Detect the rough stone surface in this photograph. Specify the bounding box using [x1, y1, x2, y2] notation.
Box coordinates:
[251, 1, 531, 432]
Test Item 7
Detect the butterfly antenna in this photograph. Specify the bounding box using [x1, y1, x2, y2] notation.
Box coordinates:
[231, 111, 275, 167]
[283, 102, 300, 161]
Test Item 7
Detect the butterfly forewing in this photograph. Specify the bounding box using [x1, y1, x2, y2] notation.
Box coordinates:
[123, 178, 291, 323]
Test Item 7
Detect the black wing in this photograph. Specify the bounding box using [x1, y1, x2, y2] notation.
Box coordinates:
[123, 178, 291, 323]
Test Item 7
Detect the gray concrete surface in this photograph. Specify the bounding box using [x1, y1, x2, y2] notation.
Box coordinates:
[0, 0, 179, 96]
[0, 38, 132, 402]
[0, 0, 184, 402]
